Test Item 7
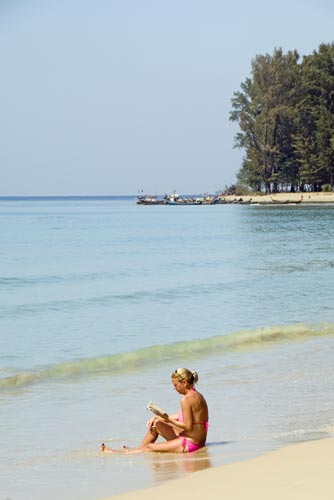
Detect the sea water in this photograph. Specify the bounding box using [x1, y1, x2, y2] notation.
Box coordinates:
[1, 197, 334, 500]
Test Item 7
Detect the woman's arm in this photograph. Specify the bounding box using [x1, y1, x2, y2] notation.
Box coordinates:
[164, 399, 193, 431]
[164, 415, 184, 429]
[168, 412, 179, 420]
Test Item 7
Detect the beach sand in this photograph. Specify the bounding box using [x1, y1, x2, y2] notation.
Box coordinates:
[225, 191, 334, 204]
[100, 438, 334, 500]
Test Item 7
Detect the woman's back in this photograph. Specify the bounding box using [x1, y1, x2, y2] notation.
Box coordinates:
[180, 388, 208, 445]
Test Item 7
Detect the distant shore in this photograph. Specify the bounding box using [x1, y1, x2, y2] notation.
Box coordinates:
[225, 191, 334, 204]
[137, 191, 334, 205]
[100, 437, 334, 500]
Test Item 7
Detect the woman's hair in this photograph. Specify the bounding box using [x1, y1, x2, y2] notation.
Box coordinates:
[172, 368, 199, 385]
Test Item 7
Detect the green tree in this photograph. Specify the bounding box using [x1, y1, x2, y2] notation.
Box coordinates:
[293, 43, 334, 190]
[230, 48, 300, 192]
[312, 44, 334, 187]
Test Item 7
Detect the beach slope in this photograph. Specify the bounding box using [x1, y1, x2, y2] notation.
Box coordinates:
[101, 438, 334, 500]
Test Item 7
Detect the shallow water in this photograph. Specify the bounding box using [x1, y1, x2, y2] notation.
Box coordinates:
[1, 198, 334, 499]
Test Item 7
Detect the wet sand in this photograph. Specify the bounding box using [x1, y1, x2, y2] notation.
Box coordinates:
[99, 437, 334, 500]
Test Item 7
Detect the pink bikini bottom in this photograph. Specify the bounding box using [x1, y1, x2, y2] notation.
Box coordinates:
[180, 437, 204, 453]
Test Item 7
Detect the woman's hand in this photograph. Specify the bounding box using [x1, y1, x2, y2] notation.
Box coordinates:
[146, 413, 170, 429]
[146, 416, 159, 429]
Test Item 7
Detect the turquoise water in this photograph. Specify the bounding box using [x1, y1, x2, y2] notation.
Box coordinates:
[1, 198, 334, 499]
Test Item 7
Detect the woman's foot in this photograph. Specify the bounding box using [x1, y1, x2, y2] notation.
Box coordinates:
[100, 442, 113, 453]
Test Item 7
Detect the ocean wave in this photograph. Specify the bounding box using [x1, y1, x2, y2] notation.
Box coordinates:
[0, 282, 232, 317]
[0, 262, 243, 292]
[0, 271, 129, 289]
[1, 323, 333, 391]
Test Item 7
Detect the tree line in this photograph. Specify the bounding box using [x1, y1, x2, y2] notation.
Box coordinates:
[230, 43, 334, 193]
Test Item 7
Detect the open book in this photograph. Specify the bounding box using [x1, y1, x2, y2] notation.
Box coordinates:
[146, 401, 168, 417]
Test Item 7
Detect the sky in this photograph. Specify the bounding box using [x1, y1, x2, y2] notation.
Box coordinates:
[1, 0, 334, 196]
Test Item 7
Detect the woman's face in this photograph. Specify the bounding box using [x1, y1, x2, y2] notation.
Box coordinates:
[171, 377, 186, 394]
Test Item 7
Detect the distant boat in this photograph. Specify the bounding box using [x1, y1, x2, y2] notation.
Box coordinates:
[256, 196, 304, 206]
[165, 199, 200, 205]
[164, 192, 226, 205]
[163, 192, 198, 205]
[270, 197, 291, 204]
[136, 195, 164, 205]
[136, 191, 227, 206]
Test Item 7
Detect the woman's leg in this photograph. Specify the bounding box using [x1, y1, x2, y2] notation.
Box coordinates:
[138, 427, 159, 447]
[139, 420, 178, 448]
[128, 436, 184, 454]
[100, 420, 180, 453]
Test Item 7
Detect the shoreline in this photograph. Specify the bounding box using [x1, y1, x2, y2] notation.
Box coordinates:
[225, 191, 334, 204]
[99, 437, 334, 500]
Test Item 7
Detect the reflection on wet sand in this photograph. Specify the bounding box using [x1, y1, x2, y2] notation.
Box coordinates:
[147, 447, 213, 485]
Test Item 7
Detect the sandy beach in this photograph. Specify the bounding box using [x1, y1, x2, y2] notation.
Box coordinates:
[224, 191, 334, 204]
[101, 437, 334, 500]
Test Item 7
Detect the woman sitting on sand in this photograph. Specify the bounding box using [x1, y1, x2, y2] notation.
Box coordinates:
[101, 368, 209, 453]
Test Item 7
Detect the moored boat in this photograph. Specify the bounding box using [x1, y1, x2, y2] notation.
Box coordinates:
[164, 192, 227, 205]
[163, 192, 198, 205]
[136, 195, 164, 205]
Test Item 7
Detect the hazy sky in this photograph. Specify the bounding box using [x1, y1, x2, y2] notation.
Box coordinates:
[1, 0, 334, 195]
